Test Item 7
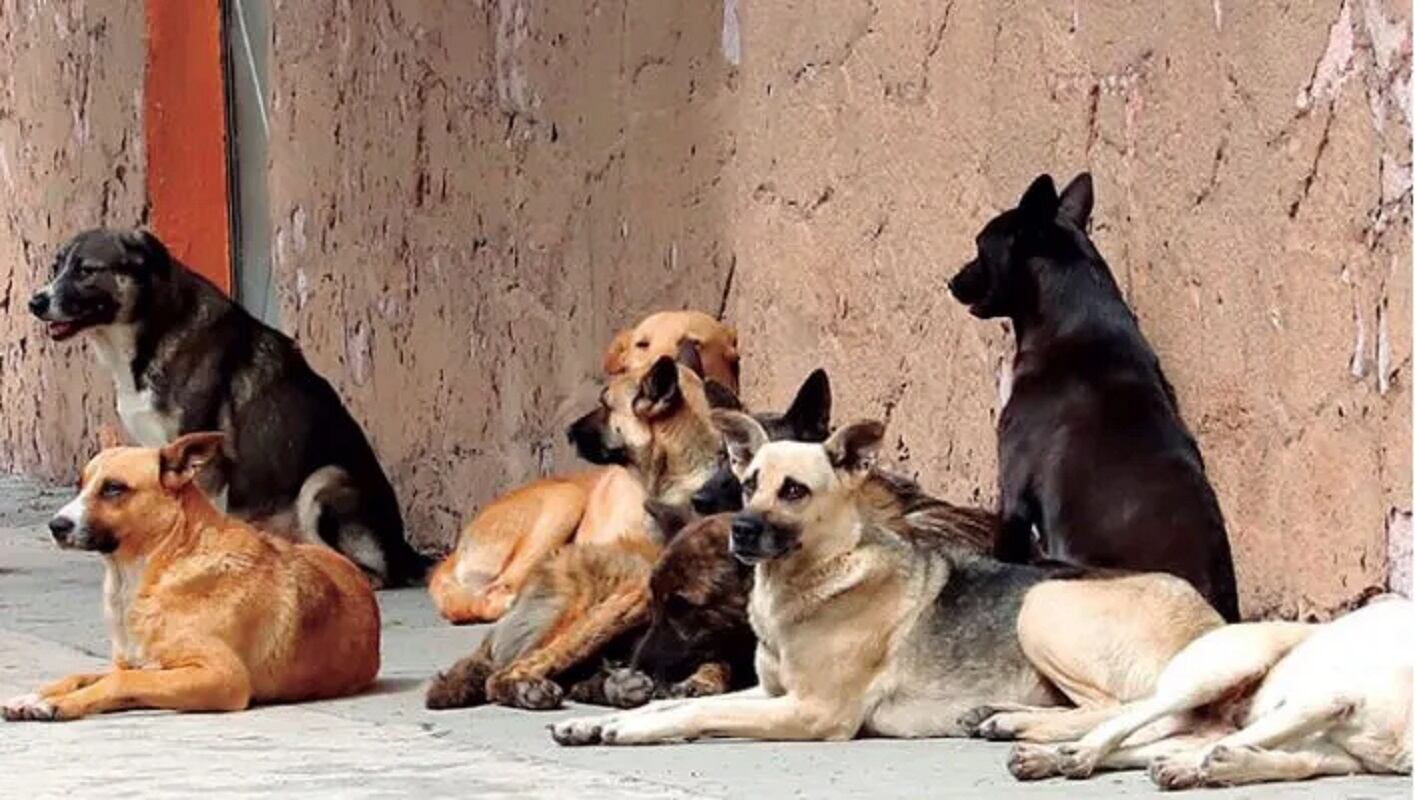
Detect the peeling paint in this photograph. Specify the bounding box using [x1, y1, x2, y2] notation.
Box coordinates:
[1350, 304, 1367, 378]
[721, 0, 741, 66]
[346, 318, 371, 387]
[1387, 509, 1411, 596]
[1212, 0, 1222, 32]
[1376, 299, 1391, 394]
[1296, 0, 1355, 111]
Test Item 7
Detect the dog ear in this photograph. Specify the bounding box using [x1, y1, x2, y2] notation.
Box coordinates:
[120, 228, 172, 270]
[825, 420, 885, 476]
[712, 409, 768, 476]
[634, 355, 682, 418]
[1057, 172, 1094, 229]
[602, 328, 633, 376]
[784, 369, 832, 442]
[159, 432, 225, 491]
[644, 499, 695, 543]
[704, 379, 744, 411]
[675, 338, 706, 378]
[1018, 174, 1059, 221]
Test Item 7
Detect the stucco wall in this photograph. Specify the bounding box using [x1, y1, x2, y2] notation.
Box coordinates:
[266, 1, 1409, 619]
[0, 1, 145, 480]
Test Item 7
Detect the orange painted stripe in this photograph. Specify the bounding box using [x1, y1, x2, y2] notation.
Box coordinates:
[144, 0, 232, 293]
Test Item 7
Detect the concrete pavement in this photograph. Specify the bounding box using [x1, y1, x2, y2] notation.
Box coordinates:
[0, 475, 1407, 799]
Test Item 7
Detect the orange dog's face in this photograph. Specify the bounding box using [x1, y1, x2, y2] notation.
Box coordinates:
[48, 433, 225, 555]
[604, 311, 740, 393]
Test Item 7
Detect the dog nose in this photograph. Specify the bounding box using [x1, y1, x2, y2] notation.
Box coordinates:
[730, 513, 765, 545]
[28, 290, 49, 316]
[48, 516, 75, 542]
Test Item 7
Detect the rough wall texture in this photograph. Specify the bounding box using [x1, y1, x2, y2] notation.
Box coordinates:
[267, 1, 1409, 619]
[0, 1, 145, 480]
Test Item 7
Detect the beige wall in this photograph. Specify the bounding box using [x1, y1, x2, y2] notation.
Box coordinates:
[0, 2, 145, 479]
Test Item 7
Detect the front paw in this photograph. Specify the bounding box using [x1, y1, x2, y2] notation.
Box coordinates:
[957, 704, 1002, 737]
[1148, 755, 1205, 791]
[550, 716, 609, 746]
[3, 693, 61, 722]
[1008, 744, 1064, 781]
[603, 668, 656, 708]
[488, 674, 564, 710]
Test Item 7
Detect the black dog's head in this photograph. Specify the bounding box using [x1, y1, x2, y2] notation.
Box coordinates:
[948, 173, 1106, 323]
[29, 228, 172, 341]
[689, 369, 833, 515]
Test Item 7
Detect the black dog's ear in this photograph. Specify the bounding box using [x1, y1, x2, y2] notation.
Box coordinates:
[704, 379, 744, 411]
[784, 369, 831, 442]
[824, 420, 884, 476]
[675, 338, 706, 378]
[712, 409, 768, 477]
[1018, 174, 1059, 221]
[120, 228, 172, 272]
[1057, 173, 1094, 230]
[634, 356, 682, 418]
[644, 499, 695, 543]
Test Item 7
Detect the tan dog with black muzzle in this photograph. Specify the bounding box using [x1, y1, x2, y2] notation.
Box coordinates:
[3, 433, 380, 722]
[551, 413, 1221, 746]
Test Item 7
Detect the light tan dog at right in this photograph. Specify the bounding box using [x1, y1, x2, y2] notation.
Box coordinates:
[3, 433, 380, 722]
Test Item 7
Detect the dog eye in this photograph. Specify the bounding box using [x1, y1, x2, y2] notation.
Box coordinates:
[665, 594, 695, 614]
[778, 478, 810, 502]
[740, 474, 758, 498]
[78, 264, 104, 277]
[99, 479, 129, 499]
[635, 340, 650, 349]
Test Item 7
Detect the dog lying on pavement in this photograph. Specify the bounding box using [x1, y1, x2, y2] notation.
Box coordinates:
[550, 413, 1220, 746]
[3, 433, 380, 722]
[28, 228, 427, 587]
[949, 173, 1240, 621]
[1009, 596, 1411, 790]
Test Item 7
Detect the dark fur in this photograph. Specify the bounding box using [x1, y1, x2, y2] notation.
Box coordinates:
[948, 173, 1238, 620]
[31, 228, 428, 586]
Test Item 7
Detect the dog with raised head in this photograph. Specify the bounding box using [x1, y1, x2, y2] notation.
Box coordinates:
[428, 311, 740, 624]
[2, 433, 380, 722]
[550, 413, 1221, 746]
[1009, 596, 1411, 790]
[28, 228, 427, 587]
[948, 173, 1240, 621]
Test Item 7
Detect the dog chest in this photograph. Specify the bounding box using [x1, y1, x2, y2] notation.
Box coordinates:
[90, 325, 180, 447]
[103, 558, 152, 668]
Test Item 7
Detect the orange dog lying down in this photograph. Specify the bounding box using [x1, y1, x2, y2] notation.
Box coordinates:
[3, 433, 380, 722]
[429, 310, 739, 624]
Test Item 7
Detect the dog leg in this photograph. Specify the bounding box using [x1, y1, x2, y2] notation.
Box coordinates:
[486, 585, 650, 711]
[1188, 742, 1364, 787]
[669, 662, 732, 698]
[2, 672, 105, 721]
[551, 686, 771, 744]
[1011, 733, 1217, 782]
[969, 705, 1121, 743]
[6, 662, 250, 721]
[425, 640, 494, 710]
[558, 693, 856, 746]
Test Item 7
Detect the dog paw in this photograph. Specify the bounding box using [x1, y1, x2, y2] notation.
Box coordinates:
[2, 693, 59, 722]
[1148, 756, 1205, 791]
[493, 676, 564, 711]
[604, 668, 656, 708]
[957, 705, 1001, 737]
[1056, 744, 1099, 779]
[667, 675, 724, 700]
[967, 711, 1020, 741]
[1196, 744, 1259, 786]
[550, 717, 607, 746]
[1008, 744, 1064, 781]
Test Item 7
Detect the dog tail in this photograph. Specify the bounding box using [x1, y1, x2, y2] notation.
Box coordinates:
[297, 466, 431, 588]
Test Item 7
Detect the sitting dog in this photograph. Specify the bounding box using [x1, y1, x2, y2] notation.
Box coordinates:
[2, 433, 380, 721]
[28, 228, 427, 587]
[550, 413, 1221, 746]
[1009, 596, 1411, 789]
[948, 173, 1240, 621]
[429, 311, 740, 623]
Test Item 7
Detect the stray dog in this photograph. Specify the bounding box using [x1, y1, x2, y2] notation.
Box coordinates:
[429, 312, 740, 623]
[425, 355, 727, 710]
[948, 173, 1240, 621]
[2, 433, 380, 721]
[29, 228, 427, 587]
[1009, 596, 1411, 789]
[550, 413, 1220, 746]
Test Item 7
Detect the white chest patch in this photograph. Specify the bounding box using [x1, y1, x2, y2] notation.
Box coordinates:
[103, 557, 150, 668]
[89, 325, 179, 447]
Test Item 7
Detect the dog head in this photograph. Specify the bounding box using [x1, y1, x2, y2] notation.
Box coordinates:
[948, 173, 1101, 322]
[714, 410, 883, 565]
[604, 310, 740, 393]
[29, 228, 172, 341]
[689, 369, 833, 516]
[48, 432, 225, 555]
[632, 506, 753, 684]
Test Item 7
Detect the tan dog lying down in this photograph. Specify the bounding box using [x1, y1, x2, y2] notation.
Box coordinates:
[1009, 596, 1412, 789]
[551, 414, 1223, 746]
[3, 433, 380, 721]
[429, 310, 739, 624]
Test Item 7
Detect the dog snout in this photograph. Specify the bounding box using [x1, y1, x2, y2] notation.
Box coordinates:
[28, 290, 50, 318]
[47, 515, 75, 543]
[948, 259, 989, 304]
[729, 513, 765, 552]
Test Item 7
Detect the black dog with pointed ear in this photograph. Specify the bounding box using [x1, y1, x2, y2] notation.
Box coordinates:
[948, 172, 1239, 621]
[690, 369, 834, 516]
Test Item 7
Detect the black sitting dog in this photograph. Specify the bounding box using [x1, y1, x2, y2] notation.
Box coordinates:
[948, 173, 1239, 621]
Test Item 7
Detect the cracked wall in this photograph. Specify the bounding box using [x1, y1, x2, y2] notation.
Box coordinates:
[0, 1, 145, 481]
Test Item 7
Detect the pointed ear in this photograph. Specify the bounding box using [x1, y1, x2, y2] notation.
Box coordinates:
[159, 432, 225, 491]
[711, 409, 768, 477]
[97, 424, 125, 450]
[644, 499, 695, 543]
[1057, 173, 1094, 229]
[1018, 174, 1059, 221]
[633, 356, 682, 418]
[675, 338, 706, 378]
[824, 420, 884, 476]
[602, 328, 633, 376]
[784, 369, 832, 442]
[704, 379, 744, 411]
